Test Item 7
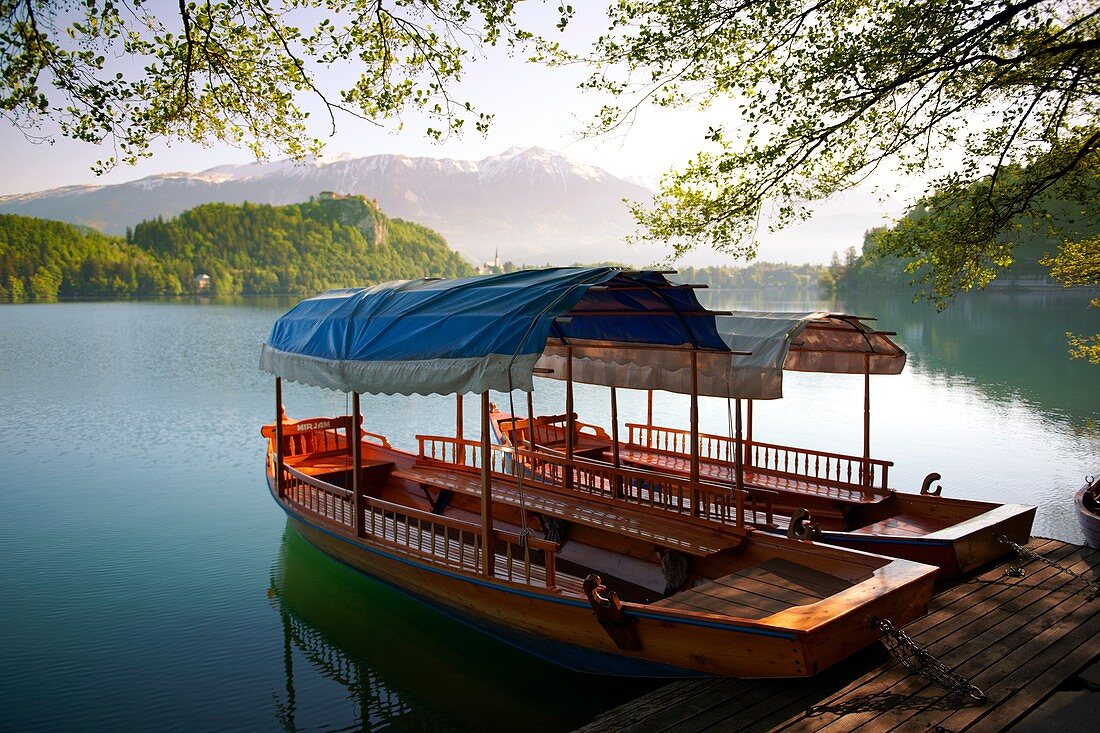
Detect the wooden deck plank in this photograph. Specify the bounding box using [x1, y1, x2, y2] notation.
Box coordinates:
[750, 558, 853, 598]
[576, 538, 1099, 733]
[653, 584, 790, 619]
[652, 558, 852, 620]
[850, 514, 949, 537]
[707, 572, 824, 607]
[768, 542, 1091, 733]
[832, 556, 1100, 732]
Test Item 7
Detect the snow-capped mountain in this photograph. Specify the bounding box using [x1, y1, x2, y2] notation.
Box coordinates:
[0, 147, 656, 265]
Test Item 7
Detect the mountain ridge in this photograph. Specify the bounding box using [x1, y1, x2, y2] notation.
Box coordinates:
[0, 147, 655, 265]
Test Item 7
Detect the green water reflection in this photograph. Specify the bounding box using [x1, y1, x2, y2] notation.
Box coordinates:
[268, 526, 650, 732]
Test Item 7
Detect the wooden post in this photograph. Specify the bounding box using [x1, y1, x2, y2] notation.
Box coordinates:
[734, 399, 745, 494]
[351, 392, 363, 536]
[480, 391, 494, 577]
[610, 386, 622, 498]
[690, 351, 700, 516]
[526, 391, 535, 451]
[863, 353, 872, 493]
[275, 377, 285, 498]
[565, 346, 575, 492]
[745, 398, 754, 469]
[455, 393, 464, 465]
[646, 389, 654, 447]
[456, 393, 464, 442]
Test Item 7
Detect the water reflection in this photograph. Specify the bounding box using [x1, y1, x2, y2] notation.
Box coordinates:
[839, 290, 1100, 424]
[270, 583, 414, 732]
[267, 524, 651, 733]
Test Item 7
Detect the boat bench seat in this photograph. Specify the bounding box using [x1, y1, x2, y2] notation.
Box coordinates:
[392, 464, 743, 557]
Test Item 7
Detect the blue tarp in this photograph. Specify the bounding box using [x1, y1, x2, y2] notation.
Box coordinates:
[259, 267, 726, 395]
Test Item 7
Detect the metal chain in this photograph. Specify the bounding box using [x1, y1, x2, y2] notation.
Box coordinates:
[997, 535, 1100, 597]
[873, 618, 986, 702]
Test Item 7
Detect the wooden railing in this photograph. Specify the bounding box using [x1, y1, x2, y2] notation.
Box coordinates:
[280, 462, 557, 589]
[627, 423, 892, 495]
[282, 465, 356, 527]
[414, 434, 775, 529]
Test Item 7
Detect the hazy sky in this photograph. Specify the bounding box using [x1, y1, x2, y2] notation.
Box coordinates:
[0, 4, 916, 265]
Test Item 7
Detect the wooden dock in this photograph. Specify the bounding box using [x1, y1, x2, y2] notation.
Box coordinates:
[578, 538, 1100, 733]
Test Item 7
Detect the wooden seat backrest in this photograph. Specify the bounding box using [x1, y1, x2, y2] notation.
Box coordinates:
[261, 416, 354, 457]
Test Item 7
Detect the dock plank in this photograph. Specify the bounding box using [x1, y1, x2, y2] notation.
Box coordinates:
[576, 538, 1100, 733]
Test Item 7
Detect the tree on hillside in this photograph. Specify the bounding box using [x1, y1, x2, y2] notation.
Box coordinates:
[558, 0, 1098, 356]
[0, 1, 569, 171]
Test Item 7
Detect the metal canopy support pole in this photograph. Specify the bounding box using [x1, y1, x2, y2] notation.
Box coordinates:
[690, 351, 700, 516]
[480, 391, 494, 577]
[863, 353, 872, 493]
[351, 392, 362, 537]
[275, 377, 285, 498]
[565, 346, 575, 492]
[646, 389, 654, 447]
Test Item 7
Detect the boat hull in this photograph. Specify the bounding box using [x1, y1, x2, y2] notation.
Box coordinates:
[823, 498, 1036, 577]
[1075, 477, 1100, 549]
[268, 475, 933, 678]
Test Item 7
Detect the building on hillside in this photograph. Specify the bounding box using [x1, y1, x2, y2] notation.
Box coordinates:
[477, 248, 502, 275]
[194, 273, 211, 293]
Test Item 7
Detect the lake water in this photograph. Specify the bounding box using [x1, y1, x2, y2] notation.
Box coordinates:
[1, 289, 1097, 731]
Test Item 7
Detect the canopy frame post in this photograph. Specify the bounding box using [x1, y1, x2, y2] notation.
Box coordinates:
[275, 377, 285, 498]
[480, 391, 494, 577]
[745, 398, 754, 471]
[456, 394, 464, 465]
[690, 351, 700, 517]
[646, 389, 654, 447]
[526, 391, 535, 452]
[734, 398, 746, 528]
[610, 387, 623, 499]
[565, 346, 575, 492]
[351, 392, 363, 537]
[863, 353, 872, 496]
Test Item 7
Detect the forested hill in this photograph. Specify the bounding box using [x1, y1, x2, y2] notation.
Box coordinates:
[0, 195, 473, 301]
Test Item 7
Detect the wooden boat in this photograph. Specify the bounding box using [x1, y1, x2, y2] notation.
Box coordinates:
[260, 268, 937, 678]
[492, 414, 1034, 577]
[1076, 475, 1100, 548]
[490, 312, 1034, 578]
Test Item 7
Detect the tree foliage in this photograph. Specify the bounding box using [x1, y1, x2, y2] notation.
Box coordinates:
[567, 1, 1098, 274]
[0, 195, 473, 301]
[0, 1, 564, 171]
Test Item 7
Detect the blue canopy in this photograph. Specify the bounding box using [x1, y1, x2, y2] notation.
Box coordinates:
[259, 267, 729, 396]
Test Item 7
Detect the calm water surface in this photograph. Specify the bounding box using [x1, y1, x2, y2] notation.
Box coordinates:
[1, 290, 1097, 731]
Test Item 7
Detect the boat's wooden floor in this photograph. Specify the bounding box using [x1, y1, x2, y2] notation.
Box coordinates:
[611, 447, 884, 506]
[284, 451, 381, 476]
[850, 513, 951, 537]
[650, 559, 852, 620]
[577, 538, 1100, 733]
[392, 464, 743, 557]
